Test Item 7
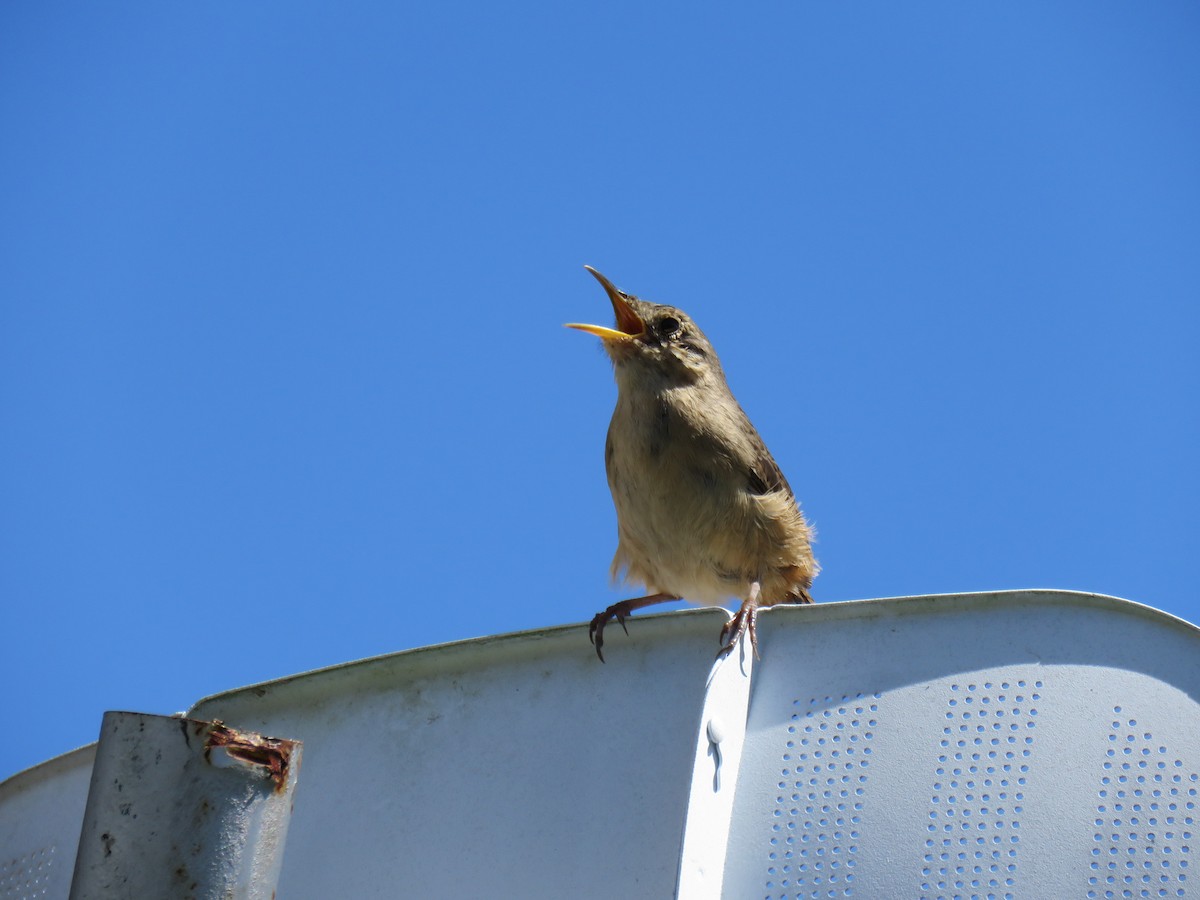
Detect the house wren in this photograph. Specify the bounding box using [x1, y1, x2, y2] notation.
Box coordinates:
[566, 266, 818, 661]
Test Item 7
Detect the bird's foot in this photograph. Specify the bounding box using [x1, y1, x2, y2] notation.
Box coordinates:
[717, 602, 760, 659]
[589, 602, 632, 663]
[719, 582, 764, 659]
[588, 592, 676, 662]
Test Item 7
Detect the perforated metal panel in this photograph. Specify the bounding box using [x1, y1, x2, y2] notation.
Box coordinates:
[923, 678, 1039, 899]
[766, 690, 879, 898]
[720, 592, 1200, 900]
[1091, 706, 1195, 899]
[0, 845, 60, 900]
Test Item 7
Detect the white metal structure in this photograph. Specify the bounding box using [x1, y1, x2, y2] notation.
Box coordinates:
[2, 590, 1198, 898]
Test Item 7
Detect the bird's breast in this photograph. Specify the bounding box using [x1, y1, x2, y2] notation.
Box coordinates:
[603, 385, 806, 604]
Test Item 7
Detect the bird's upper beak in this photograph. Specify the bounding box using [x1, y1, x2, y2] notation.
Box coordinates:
[564, 266, 645, 341]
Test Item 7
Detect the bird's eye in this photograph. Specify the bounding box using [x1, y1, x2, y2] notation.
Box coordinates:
[658, 316, 681, 338]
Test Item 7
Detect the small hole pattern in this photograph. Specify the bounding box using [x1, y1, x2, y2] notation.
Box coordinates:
[921, 679, 1041, 900]
[763, 692, 880, 899]
[1088, 706, 1195, 899]
[0, 845, 56, 900]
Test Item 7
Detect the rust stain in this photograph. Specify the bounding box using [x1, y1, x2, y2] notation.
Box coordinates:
[203, 720, 294, 792]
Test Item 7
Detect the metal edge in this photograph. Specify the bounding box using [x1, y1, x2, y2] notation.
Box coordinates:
[759, 588, 1200, 638]
[187, 605, 732, 718]
[186, 589, 1192, 721]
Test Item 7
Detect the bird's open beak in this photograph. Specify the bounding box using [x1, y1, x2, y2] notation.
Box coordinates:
[564, 266, 645, 340]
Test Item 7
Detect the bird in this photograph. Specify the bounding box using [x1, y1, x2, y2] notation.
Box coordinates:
[566, 266, 818, 661]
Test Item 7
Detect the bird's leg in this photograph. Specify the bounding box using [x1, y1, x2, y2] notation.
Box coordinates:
[589, 592, 677, 662]
[719, 581, 764, 660]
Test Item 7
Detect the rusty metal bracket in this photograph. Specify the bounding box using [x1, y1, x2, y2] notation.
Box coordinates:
[69, 712, 302, 900]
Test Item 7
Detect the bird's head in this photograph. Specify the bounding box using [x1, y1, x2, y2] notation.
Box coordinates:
[565, 266, 721, 387]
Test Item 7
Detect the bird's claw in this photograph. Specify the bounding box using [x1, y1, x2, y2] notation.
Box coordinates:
[717, 602, 761, 660]
[589, 602, 634, 663]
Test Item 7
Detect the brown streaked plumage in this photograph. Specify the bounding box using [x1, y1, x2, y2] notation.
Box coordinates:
[566, 266, 818, 660]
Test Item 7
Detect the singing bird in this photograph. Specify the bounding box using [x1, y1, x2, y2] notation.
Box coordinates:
[566, 266, 818, 660]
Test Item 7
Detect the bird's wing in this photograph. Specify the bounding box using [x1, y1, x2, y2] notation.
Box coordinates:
[734, 404, 796, 501]
[747, 440, 795, 499]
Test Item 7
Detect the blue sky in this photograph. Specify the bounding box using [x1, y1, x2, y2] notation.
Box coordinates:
[2, 2, 1197, 780]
